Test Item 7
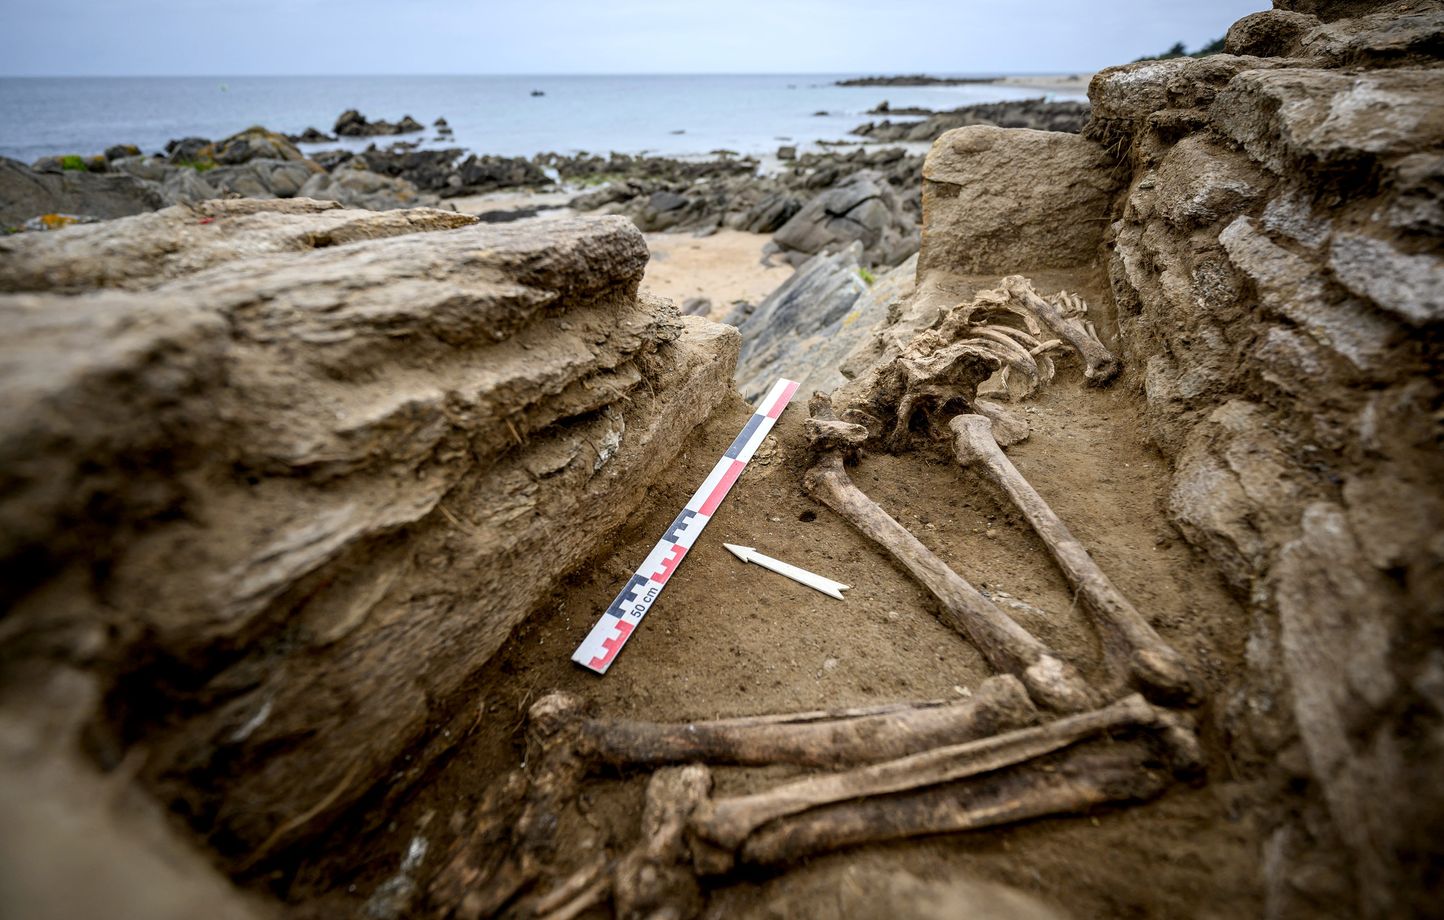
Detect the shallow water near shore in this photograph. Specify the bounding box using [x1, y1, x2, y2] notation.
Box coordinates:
[0, 73, 1086, 162]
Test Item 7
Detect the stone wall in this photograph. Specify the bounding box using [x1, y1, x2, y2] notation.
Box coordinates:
[0, 199, 739, 871]
[1088, 2, 1443, 915]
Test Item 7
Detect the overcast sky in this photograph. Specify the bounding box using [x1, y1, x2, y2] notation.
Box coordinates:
[0, 0, 1269, 76]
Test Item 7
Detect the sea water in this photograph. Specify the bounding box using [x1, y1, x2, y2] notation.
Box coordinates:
[0, 73, 1085, 163]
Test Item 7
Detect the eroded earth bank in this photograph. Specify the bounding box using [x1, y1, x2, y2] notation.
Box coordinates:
[1, 2, 1441, 918]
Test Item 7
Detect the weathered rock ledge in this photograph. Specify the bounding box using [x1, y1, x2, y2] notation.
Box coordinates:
[0, 201, 738, 886]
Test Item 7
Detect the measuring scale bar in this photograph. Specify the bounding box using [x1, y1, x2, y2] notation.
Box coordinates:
[572, 377, 800, 674]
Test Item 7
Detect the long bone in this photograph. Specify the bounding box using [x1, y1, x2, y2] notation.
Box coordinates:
[575, 674, 1038, 769]
[688, 693, 1158, 852]
[736, 739, 1170, 869]
[950, 414, 1198, 703]
[804, 443, 1098, 713]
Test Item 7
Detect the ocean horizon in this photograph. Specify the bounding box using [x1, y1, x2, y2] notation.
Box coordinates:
[0, 73, 1088, 163]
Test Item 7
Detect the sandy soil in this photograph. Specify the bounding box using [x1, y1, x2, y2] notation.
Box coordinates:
[996, 73, 1096, 95]
[642, 230, 794, 314]
[283, 269, 1264, 919]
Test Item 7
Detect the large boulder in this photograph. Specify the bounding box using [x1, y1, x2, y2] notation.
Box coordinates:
[770, 170, 918, 268]
[918, 126, 1118, 276]
[298, 163, 429, 209]
[212, 126, 307, 165]
[0, 206, 739, 875]
[334, 109, 426, 137]
[0, 156, 165, 229]
[733, 246, 918, 401]
[206, 158, 321, 199]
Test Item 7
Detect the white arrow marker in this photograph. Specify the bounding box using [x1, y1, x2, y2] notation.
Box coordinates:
[723, 543, 850, 600]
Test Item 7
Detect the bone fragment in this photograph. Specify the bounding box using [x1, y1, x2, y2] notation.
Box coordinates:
[804, 452, 1098, 713]
[1001, 277, 1120, 384]
[690, 693, 1156, 850]
[612, 765, 712, 920]
[950, 414, 1198, 703]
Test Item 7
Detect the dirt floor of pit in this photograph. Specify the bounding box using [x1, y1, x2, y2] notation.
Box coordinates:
[279, 296, 1266, 919]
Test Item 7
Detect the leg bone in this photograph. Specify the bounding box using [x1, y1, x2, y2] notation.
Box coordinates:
[580, 673, 1038, 769]
[804, 452, 1098, 713]
[689, 693, 1155, 851]
[736, 739, 1171, 868]
[950, 414, 1198, 703]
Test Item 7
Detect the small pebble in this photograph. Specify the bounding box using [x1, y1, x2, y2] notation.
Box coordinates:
[823, 657, 839, 671]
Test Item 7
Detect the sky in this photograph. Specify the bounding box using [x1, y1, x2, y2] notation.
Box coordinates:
[0, 0, 1271, 76]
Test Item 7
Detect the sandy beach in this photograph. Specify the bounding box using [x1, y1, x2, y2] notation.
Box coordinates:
[996, 72, 1096, 94]
[453, 190, 793, 315]
[640, 229, 792, 314]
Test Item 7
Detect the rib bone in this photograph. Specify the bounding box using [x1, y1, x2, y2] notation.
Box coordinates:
[1001, 276, 1120, 385]
[950, 414, 1198, 703]
[804, 452, 1098, 713]
[689, 693, 1156, 851]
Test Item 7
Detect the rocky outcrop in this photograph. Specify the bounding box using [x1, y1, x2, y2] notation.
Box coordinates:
[1085, 6, 1443, 916]
[732, 246, 917, 401]
[852, 98, 1090, 144]
[569, 147, 923, 248]
[1, 157, 166, 229]
[334, 109, 426, 137]
[0, 204, 738, 877]
[769, 170, 919, 267]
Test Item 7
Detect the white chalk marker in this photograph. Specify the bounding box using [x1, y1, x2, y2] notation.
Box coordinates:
[723, 543, 850, 600]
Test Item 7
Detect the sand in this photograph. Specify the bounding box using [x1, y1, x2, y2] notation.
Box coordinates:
[641, 229, 794, 314]
[996, 73, 1096, 95]
[450, 192, 795, 315]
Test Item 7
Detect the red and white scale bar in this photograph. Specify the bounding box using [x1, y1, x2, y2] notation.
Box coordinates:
[573, 377, 800, 674]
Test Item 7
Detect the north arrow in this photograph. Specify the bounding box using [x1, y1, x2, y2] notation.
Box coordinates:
[722, 543, 849, 600]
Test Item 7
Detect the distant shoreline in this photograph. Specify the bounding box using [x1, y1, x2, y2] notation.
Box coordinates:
[837, 72, 1095, 93]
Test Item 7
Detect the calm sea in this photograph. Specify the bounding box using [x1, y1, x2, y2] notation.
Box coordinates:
[0, 74, 1085, 163]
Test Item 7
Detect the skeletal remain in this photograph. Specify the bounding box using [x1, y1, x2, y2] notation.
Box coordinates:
[1000, 276, 1119, 385]
[512, 676, 1036, 772]
[950, 414, 1198, 703]
[835, 277, 1118, 448]
[612, 765, 711, 920]
[737, 739, 1169, 868]
[578, 674, 1039, 768]
[803, 444, 1098, 713]
[689, 693, 1158, 851]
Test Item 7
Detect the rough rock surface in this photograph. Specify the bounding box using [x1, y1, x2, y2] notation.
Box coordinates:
[918, 126, 1118, 276]
[1, 157, 166, 228]
[0, 198, 477, 293]
[733, 245, 918, 400]
[1085, 5, 1444, 915]
[770, 170, 919, 268]
[0, 205, 738, 879]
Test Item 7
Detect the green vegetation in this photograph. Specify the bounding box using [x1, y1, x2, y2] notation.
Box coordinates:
[857, 267, 876, 285]
[1135, 37, 1224, 62]
[172, 158, 217, 172]
[60, 155, 86, 171]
